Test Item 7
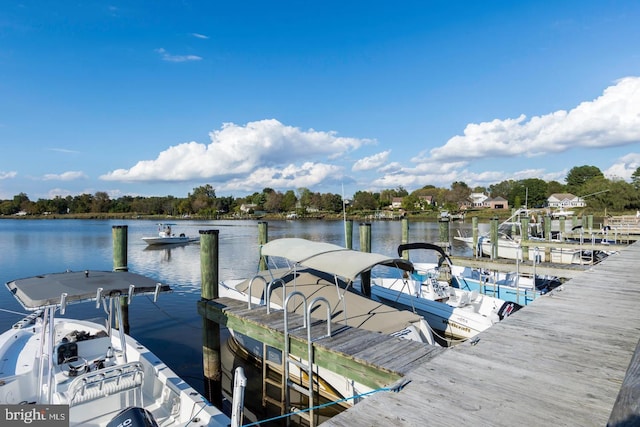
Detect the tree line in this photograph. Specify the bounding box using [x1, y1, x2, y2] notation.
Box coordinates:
[2, 165, 640, 217]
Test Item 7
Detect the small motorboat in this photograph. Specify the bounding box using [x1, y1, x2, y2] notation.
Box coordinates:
[0, 270, 232, 427]
[141, 223, 197, 246]
[371, 243, 522, 343]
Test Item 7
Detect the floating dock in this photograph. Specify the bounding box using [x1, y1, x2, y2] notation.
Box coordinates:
[323, 241, 640, 426]
[198, 297, 444, 391]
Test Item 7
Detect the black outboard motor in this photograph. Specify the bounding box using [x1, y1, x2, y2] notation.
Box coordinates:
[107, 407, 159, 427]
[497, 301, 522, 320]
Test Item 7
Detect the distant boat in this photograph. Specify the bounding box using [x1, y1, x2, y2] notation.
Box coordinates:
[550, 209, 574, 218]
[453, 208, 611, 264]
[141, 223, 198, 246]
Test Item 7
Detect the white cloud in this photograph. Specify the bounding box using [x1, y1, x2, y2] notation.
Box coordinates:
[42, 171, 87, 181]
[49, 148, 80, 154]
[192, 33, 209, 39]
[352, 150, 390, 171]
[429, 76, 640, 162]
[221, 162, 344, 192]
[604, 153, 640, 181]
[155, 48, 202, 62]
[101, 119, 372, 189]
[0, 171, 17, 179]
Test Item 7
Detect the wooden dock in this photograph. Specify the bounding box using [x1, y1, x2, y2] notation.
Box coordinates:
[198, 297, 444, 390]
[322, 241, 640, 427]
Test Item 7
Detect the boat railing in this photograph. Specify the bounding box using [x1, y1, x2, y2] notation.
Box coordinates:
[56, 361, 144, 407]
[265, 278, 286, 314]
[246, 275, 268, 310]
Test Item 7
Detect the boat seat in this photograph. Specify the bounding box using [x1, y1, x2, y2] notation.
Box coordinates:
[53, 362, 144, 407]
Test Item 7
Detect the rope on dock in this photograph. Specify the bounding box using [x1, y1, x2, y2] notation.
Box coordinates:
[239, 380, 413, 427]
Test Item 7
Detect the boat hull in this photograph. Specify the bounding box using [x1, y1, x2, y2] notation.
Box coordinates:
[141, 236, 193, 245]
[0, 316, 228, 426]
[370, 278, 506, 341]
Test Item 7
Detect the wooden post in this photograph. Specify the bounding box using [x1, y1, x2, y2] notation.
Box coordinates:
[544, 215, 552, 261]
[112, 225, 129, 334]
[544, 215, 552, 241]
[345, 219, 353, 249]
[200, 229, 222, 407]
[258, 221, 268, 271]
[112, 225, 128, 272]
[359, 223, 372, 297]
[472, 217, 479, 258]
[490, 217, 499, 259]
[559, 216, 566, 240]
[520, 216, 529, 261]
[401, 218, 409, 260]
[587, 214, 594, 232]
[438, 217, 449, 245]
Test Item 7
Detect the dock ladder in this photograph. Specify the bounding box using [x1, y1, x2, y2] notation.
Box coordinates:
[249, 275, 332, 426]
[260, 279, 287, 414]
[283, 291, 332, 427]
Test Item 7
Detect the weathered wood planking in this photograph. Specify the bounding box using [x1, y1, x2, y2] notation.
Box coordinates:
[197, 297, 444, 390]
[323, 241, 640, 427]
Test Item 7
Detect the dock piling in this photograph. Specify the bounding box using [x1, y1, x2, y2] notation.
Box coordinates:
[359, 223, 372, 297]
[112, 225, 129, 334]
[200, 229, 222, 407]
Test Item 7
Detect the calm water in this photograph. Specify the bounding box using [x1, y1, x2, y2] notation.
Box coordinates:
[0, 218, 473, 424]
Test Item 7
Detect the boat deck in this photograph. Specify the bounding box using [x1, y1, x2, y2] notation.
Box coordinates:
[322, 241, 640, 426]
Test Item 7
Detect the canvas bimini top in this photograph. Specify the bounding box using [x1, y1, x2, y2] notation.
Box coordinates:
[260, 237, 413, 282]
[6, 270, 171, 310]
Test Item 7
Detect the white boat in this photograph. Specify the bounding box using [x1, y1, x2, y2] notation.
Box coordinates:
[370, 243, 521, 343]
[450, 265, 562, 306]
[550, 209, 574, 218]
[141, 223, 198, 246]
[454, 208, 609, 264]
[219, 238, 438, 405]
[0, 270, 231, 427]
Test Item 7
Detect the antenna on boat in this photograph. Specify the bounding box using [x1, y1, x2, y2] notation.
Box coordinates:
[342, 183, 347, 247]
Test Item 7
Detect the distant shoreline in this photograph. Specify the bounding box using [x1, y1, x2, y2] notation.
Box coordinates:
[0, 209, 620, 225]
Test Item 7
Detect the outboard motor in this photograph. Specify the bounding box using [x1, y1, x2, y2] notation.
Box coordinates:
[497, 301, 522, 320]
[107, 407, 159, 427]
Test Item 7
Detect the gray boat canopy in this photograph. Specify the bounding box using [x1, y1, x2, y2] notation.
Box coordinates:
[6, 270, 170, 310]
[260, 238, 413, 282]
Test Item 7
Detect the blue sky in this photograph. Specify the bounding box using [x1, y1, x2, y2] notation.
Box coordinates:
[1, 1, 639, 201]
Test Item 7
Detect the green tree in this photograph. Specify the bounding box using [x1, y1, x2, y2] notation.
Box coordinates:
[631, 167, 640, 190]
[320, 193, 343, 213]
[547, 180, 566, 196]
[566, 165, 604, 192]
[264, 191, 284, 212]
[488, 180, 517, 200]
[282, 190, 297, 212]
[352, 191, 377, 210]
[91, 191, 112, 213]
[513, 178, 548, 208]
